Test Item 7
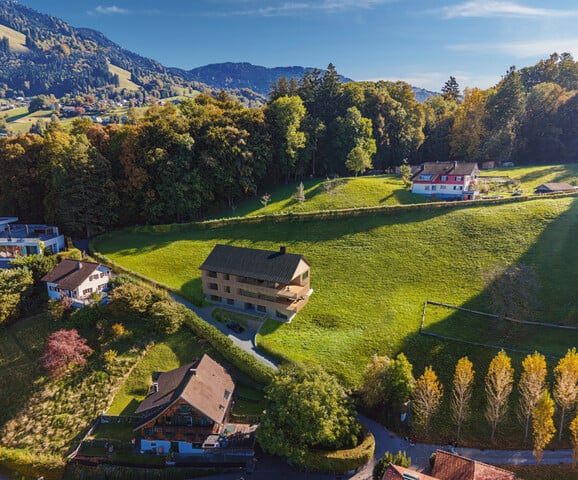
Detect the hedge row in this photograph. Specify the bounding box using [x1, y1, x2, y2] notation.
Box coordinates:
[299, 427, 375, 473]
[181, 308, 275, 385]
[95, 190, 578, 238]
[64, 463, 216, 479]
[0, 447, 65, 480]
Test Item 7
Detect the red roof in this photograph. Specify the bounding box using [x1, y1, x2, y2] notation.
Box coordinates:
[432, 450, 515, 480]
[382, 464, 439, 480]
[411, 162, 479, 182]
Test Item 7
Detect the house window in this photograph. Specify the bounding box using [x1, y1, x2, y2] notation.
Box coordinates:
[227, 299, 234, 306]
[441, 175, 448, 181]
[209, 283, 218, 291]
[432, 185, 437, 191]
[440, 185, 447, 190]
[224, 390, 231, 400]
[83, 288, 93, 295]
[210, 295, 221, 302]
[224, 286, 231, 293]
[459, 186, 463, 190]
[456, 176, 462, 181]
[49, 285, 58, 292]
[100, 272, 106, 278]
[164, 416, 172, 425]
[245, 302, 255, 311]
[223, 273, 230, 280]
[208, 271, 217, 278]
[257, 305, 266, 313]
[424, 185, 430, 191]
[302, 270, 309, 280]
[276, 310, 288, 320]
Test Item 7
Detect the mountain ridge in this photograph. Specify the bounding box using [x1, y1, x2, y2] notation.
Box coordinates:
[0, 1, 437, 102]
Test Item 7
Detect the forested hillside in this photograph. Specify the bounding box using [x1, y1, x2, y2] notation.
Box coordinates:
[2, 54, 578, 237]
[0, 1, 197, 99]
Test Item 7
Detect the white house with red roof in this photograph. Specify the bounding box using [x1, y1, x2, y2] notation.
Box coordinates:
[41, 258, 112, 306]
[411, 162, 479, 200]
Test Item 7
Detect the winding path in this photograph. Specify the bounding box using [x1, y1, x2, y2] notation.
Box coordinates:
[171, 295, 574, 477]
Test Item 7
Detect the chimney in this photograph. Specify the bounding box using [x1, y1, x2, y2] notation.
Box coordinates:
[189, 368, 197, 376]
[152, 382, 159, 393]
[77, 261, 82, 270]
[453, 161, 458, 169]
[280, 246, 286, 255]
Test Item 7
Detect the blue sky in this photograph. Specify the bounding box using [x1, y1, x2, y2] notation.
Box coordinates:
[13, 0, 578, 91]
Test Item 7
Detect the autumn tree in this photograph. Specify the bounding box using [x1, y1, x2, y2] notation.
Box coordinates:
[449, 87, 487, 160]
[266, 95, 306, 183]
[412, 366, 444, 436]
[531, 390, 556, 465]
[360, 354, 392, 409]
[569, 411, 578, 468]
[485, 350, 514, 442]
[41, 329, 93, 378]
[553, 348, 578, 442]
[518, 352, 547, 442]
[451, 356, 475, 440]
[256, 365, 360, 463]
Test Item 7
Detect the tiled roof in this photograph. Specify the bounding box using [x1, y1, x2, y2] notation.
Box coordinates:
[135, 354, 235, 427]
[432, 450, 515, 480]
[40, 259, 102, 290]
[382, 464, 440, 480]
[200, 244, 309, 284]
[411, 162, 479, 181]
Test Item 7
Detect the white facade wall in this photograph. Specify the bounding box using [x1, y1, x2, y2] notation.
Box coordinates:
[46, 266, 112, 304]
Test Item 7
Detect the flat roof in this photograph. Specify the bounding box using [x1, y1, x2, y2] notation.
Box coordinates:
[0, 224, 62, 242]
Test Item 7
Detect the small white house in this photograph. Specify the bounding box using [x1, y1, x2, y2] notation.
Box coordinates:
[41, 259, 112, 307]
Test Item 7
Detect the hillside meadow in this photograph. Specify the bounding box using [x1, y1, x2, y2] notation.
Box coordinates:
[94, 195, 578, 366]
[209, 164, 578, 219]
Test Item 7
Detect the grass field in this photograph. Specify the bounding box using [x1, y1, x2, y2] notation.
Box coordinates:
[108, 62, 140, 91]
[93, 193, 578, 446]
[207, 164, 578, 220]
[0, 24, 30, 53]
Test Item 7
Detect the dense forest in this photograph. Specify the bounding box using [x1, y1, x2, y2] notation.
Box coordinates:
[2, 54, 578, 237]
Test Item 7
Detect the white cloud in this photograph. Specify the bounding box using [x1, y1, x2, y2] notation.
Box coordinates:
[202, 0, 395, 17]
[363, 70, 500, 90]
[450, 38, 578, 58]
[91, 5, 130, 15]
[439, 1, 578, 19]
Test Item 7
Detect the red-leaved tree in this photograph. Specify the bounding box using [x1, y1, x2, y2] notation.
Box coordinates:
[41, 329, 93, 378]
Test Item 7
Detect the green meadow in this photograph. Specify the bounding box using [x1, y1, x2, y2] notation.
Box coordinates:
[94, 197, 578, 385]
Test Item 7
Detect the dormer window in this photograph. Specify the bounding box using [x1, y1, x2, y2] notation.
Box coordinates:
[456, 176, 463, 181]
[224, 389, 231, 400]
[441, 175, 448, 181]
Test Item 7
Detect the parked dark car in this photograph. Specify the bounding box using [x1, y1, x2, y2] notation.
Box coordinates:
[226, 322, 245, 334]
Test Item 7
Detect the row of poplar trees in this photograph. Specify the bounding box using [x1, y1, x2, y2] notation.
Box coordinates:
[362, 348, 578, 465]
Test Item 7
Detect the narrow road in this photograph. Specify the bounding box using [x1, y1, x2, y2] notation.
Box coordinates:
[170, 293, 279, 371]
[170, 295, 574, 478]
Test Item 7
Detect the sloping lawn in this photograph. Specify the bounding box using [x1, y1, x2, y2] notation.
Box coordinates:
[93, 196, 578, 446]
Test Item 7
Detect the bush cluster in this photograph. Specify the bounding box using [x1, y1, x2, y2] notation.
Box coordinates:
[300, 427, 375, 473]
[0, 447, 65, 480]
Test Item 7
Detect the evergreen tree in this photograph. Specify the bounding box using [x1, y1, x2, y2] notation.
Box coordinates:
[442, 76, 461, 101]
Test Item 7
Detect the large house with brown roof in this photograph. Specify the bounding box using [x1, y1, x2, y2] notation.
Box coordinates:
[534, 182, 577, 194]
[41, 259, 112, 306]
[200, 244, 312, 322]
[382, 464, 439, 480]
[411, 162, 479, 200]
[134, 354, 240, 455]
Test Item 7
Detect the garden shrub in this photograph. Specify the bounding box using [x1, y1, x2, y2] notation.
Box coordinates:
[300, 427, 375, 473]
[149, 299, 185, 334]
[0, 447, 65, 480]
[373, 450, 411, 480]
